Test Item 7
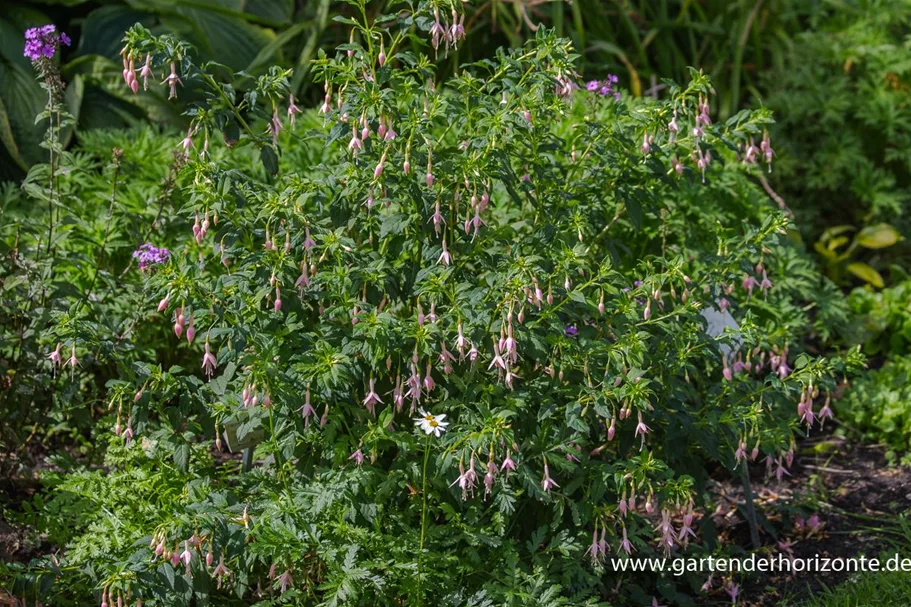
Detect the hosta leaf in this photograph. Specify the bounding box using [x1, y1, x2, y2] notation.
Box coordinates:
[855, 223, 900, 249]
[846, 261, 885, 288]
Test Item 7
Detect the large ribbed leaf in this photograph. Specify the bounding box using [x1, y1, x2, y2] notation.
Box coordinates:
[77, 5, 156, 60]
[241, 0, 293, 25]
[0, 20, 46, 168]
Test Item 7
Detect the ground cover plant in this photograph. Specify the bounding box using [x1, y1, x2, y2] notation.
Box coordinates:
[0, 1, 870, 606]
[763, 0, 911, 286]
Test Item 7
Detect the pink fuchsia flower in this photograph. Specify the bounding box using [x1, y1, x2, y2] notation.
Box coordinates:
[541, 462, 559, 493]
[140, 54, 153, 90]
[300, 389, 317, 427]
[48, 343, 63, 368]
[618, 524, 634, 555]
[500, 450, 517, 473]
[267, 107, 282, 147]
[742, 274, 759, 295]
[287, 94, 302, 125]
[734, 440, 747, 464]
[438, 239, 452, 266]
[655, 509, 676, 555]
[349, 448, 365, 466]
[202, 339, 217, 378]
[212, 554, 230, 589]
[725, 581, 739, 603]
[759, 271, 773, 292]
[483, 455, 497, 498]
[277, 569, 293, 593]
[66, 344, 79, 369]
[584, 528, 601, 565]
[363, 377, 383, 415]
[180, 541, 193, 566]
[819, 394, 834, 428]
[163, 62, 182, 99]
[451, 456, 478, 500]
[634, 411, 650, 449]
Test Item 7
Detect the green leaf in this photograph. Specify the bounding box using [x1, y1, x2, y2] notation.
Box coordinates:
[260, 144, 278, 175]
[846, 262, 885, 288]
[855, 223, 900, 249]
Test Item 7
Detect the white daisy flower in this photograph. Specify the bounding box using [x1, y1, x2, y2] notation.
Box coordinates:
[413, 408, 449, 437]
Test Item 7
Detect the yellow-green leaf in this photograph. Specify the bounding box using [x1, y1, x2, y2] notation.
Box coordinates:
[855, 223, 900, 249]
[846, 262, 884, 288]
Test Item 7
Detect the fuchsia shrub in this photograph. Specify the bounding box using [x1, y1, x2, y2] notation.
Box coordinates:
[16, 2, 860, 605]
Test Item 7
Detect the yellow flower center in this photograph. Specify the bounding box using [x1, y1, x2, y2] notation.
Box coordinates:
[429, 420, 439, 427]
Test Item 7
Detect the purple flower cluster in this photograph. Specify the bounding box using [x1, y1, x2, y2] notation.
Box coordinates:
[585, 74, 620, 100]
[133, 243, 171, 269]
[23, 25, 70, 61]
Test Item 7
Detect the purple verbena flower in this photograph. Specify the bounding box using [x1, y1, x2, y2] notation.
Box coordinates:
[24, 25, 70, 61]
[565, 325, 579, 337]
[132, 243, 171, 269]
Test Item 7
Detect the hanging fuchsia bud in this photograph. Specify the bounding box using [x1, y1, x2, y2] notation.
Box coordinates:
[274, 286, 282, 313]
[128, 58, 139, 94]
[134, 388, 144, 402]
[523, 109, 532, 123]
[374, 152, 386, 179]
[205, 549, 214, 567]
[607, 418, 616, 441]
[403, 159, 411, 175]
[186, 317, 196, 343]
[761, 131, 774, 172]
[722, 355, 733, 381]
[667, 110, 679, 140]
[157, 294, 170, 312]
[641, 132, 650, 155]
[378, 42, 386, 67]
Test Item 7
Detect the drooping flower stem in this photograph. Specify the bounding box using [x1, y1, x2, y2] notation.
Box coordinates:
[417, 432, 432, 606]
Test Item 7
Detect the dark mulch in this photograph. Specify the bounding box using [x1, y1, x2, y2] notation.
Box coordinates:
[702, 435, 911, 606]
